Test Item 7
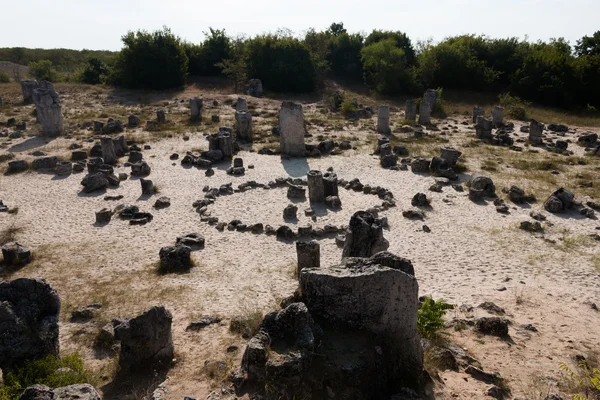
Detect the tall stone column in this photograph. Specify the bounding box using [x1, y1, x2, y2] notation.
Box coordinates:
[279, 101, 305, 157]
[472, 106, 484, 123]
[323, 172, 338, 197]
[491, 106, 504, 127]
[235, 111, 253, 142]
[32, 81, 63, 137]
[307, 170, 325, 203]
[529, 120, 544, 144]
[236, 97, 248, 112]
[101, 136, 117, 165]
[475, 116, 493, 139]
[189, 97, 203, 121]
[423, 89, 437, 111]
[418, 101, 431, 125]
[405, 100, 417, 122]
[377, 105, 390, 134]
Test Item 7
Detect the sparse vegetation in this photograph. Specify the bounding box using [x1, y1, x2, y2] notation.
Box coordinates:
[229, 309, 264, 339]
[560, 360, 600, 399]
[0, 223, 23, 246]
[417, 297, 455, 339]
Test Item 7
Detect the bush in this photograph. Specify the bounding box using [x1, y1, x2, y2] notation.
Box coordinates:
[78, 57, 109, 84]
[340, 95, 358, 116]
[111, 27, 188, 89]
[246, 35, 315, 92]
[559, 360, 600, 400]
[361, 38, 410, 94]
[0, 71, 10, 83]
[28, 60, 58, 82]
[0, 354, 93, 400]
[417, 297, 455, 339]
[498, 93, 531, 120]
[328, 32, 364, 81]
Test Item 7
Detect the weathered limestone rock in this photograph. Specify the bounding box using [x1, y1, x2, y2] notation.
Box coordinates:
[279, 101, 305, 157]
[95, 208, 112, 224]
[323, 172, 338, 197]
[236, 97, 248, 112]
[32, 81, 63, 137]
[100, 136, 117, 165]
[112, 135, 128, 157]
[418, 101, 431, 125]
[208, 130, 234, 159]
[128, 114, 140, 128]
[296, 241, 320, 275]
[544, 188, 574, 213]
[411, 157, 431, 173]
[299, 251, 423, 386]
[156, 109, 166, 123]
[93, 121, 104, 132]
[405, 99, 417, 121]
[2, 242, 32, 267]
[287, 183, 306, 199]
[159, 244, 192, 273]
[102, 119, 123, 134]
[283, 204, 298, 220]
[439, 147, 462, 167]
[307, 170, 325, 203]
[176, 233, 205, 249]
[81, 173, 108, 193]
[529, 119, 544, 144]
[475, 116, 493, 139]
[189, 97, 203, 121]
[491, 106, 505, 127]
[0, 278, 60, 372]
[140, 178, 154, 195]
[473, 106, 485, 123]
[468, 173, 496, 197]
[19, 384, 101, 400]
[342, 211, 389, 258]
[55, 161, 72, 176]
[423, 89, 438, 111]
[8, 160, 28, 173]
[235, 111, 253, 142]
[32, 156, 58, 171]
[20, 80, 38, 104]
[114, 306, 174, 372]
[325, 195, 342, 209]
[377, 105, 390, 134]
[245, 79, 263, 97]
[131, 160, 151, 176]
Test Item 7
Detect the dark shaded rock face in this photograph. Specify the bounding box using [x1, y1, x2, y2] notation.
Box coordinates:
[341, 211, 389, 258]
[544, 188, 574, 213]
[468, 173, 496, 197]
[0, 278, 60, 372]
[159, 244, 192, 273]
[19, 383, 102, 400]
[114, 306, 174, 372]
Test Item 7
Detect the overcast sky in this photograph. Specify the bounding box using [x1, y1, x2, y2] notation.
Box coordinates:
[2, 0, 598, 50]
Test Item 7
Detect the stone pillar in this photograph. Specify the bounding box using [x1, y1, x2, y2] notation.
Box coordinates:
[475, 116, 493, 139]
[296, 241, 320, 275]
[473, 106, 484, 123]
[32, 81, 63, 137]
[307, 170, 325, 203]
[405, 99, 417, 122]
[342, 211, 389, 259]
[491, 106, 504, 127]
[323, 172, 338, 197]
[95, 208, 112, 224]
[100, 136, 117, 165]
[423, 89, 437, 111]
[439, 147, 462, 167]
[189, 97, 203, 121]
[529, 119, 544, 145]
[235, 111, 253, 142]
[140, 178, 154, 195]
[379, 143, 392, 157]
[21, 80, 39, 104]
[279, 101, 305, 157]
[418, 101, 431, 125]
[377, 105, 390, 134]
[157, 110, 166, 123]
[208, 130, 234, 159]
[113, 135, 128, 157]
[236, 97, 248, 112]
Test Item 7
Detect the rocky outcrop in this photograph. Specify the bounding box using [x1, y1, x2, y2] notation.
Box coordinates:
[19, 384, 101, 400]
[0, 278, 60, 372]
[342, 211, 389, 258]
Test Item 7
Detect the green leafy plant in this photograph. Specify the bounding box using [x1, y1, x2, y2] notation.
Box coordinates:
[28, 60, 58, 82]
[0, 71, 10, 83]
[0, 354, 93, 400]
[417, 297, 455, 339]
[499, 92, 531, 120]
[340, 95, 358, 116]
[560, 360, 600, 399]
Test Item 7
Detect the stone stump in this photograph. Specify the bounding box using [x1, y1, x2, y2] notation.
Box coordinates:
[423, 89, 438, 111]
[529, 119, 544, 144]
[95, 208, 112, 224]
[472, 106, 484, 123]
[156, 110, 166, 123]
[279, 101, 305, 157]
[112, 135, 128, 157]
[55, 161, 72, 176]
[342, 211, 389, 258]
[208, 130, 234, 159]
[475, 116, 493, 139]
[307, 170, 325, 203]
[2, 242, 32, 267]
[158, 245, 192, 273]
[189, 97, 203, 121]
[235, 111, 253, 142]
[32, 81, 63, 137]
[20, 80, 38, 104]
[491, 106, 505, 127]
[323, 172, 338, 197]
[418, 101, 431, 125]
[405, 99, 417, 121]
[379, 143, 392, 157]
[140, 178, 154, 195]
[377, 105, 390, 134]
[296, 241, 320, 275]
[93, 121, 104, 132]
[100, 136, 117, 165]
[439, 147, 462, 167]
[236, 97, 248, 112]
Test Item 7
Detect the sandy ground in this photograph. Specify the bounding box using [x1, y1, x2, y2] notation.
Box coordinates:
[0, 84, 599, 399]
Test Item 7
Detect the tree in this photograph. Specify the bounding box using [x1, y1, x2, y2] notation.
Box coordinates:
[365, 30, 416, 66]
[304, 28, 331, 84]
[361, 38, 414, 94]
[198, 28, 232, 75]
[79, 57, 109, 84]
[328, 32, 364, 81]
[28, 59, 58, 82]
[326, 22, 346, 37]
[111, 27, 188, 89]
[575, 31, 600, 56]
[216, 37, 247, 92]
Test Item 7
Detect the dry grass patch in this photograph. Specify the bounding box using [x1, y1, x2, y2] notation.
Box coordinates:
[229, 308, 264, 339]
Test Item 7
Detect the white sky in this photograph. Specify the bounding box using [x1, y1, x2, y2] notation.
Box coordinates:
[1, 0, 598, 50]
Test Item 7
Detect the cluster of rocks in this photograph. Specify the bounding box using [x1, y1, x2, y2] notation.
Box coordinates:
[93, 118, 124, 134]
[543, 187, 595, 218]
[400, 147, 462, 180]
[116, 205, 154, 225]
[402, 89, 437, 126]
[234, 247, 423, 399]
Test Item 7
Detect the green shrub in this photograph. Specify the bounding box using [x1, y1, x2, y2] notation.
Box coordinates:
[498, 92, 531, 120]
[0, 71, 10, 83]
[559, 360, 600, 399]
[78, 57, 109, 84]
[0, 354, 93, 400]
[417, 297, 455, 339]
[340, 95, 358, 116]
[361, 38, 410, 94]
[111, 27, 188, 89]
[28, 60, 58, 82]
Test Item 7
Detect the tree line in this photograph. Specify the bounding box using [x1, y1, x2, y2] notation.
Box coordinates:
[1, 25, 599, 110]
